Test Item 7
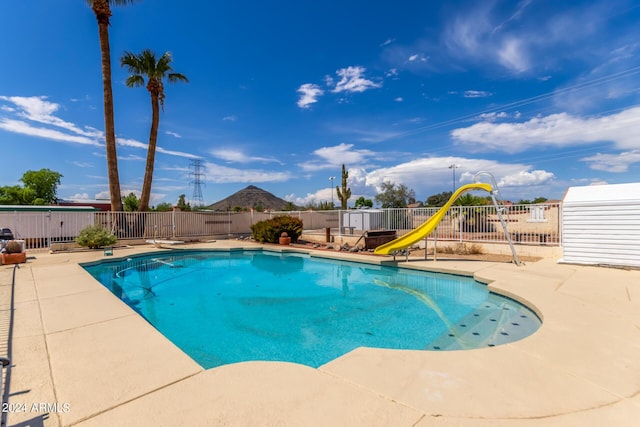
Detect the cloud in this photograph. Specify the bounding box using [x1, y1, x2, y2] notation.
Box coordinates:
[69, 193, 90, 200]
[165, 130, 181, 138]
[380, 38, 395, 47]
[222, 115, 237, 121]
[394, 97, 404, 102]
[330, 66, 382, 93]
[496, 37, 529, 72]
[385, 68, 399, 78]
[408, 54, 428, 63]
[581, 150, 640, 172]
[71, 161, 94, 168]
[0, 95, 101, 138]
[210, 148, 282, 164]
[451, 106, 640, 153]
[117, 137, 201, 159]
[364, 156, 555, 196]
[463, 90, 493, 98]
[497, 170, 555, 187]
[298, 143, 376, 171]
[296, 83, 324, 108]
[0, 118, 102, 146]
[203, 162, 292, 183]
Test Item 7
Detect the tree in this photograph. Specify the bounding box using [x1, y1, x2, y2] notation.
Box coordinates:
[426, 191, 453, 207]
[518, 197, 548, 204]
[20, 169, 63, 204]
[176, 194, 191, 211]
[120, 49, 188, 211]
[87, 0, 135, 212]
[153, 202, 173, 212]
[336, 164, 351, 209]
[374, 182, 415, 208]
[0, 186, 36, 205]
[283, 201, 297, 211]
[354, 196, 373, 209]
[454, 194, 490, 206]
[122, 192, 139, 212]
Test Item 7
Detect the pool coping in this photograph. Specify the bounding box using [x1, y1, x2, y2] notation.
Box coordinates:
[4, 240, 640, 426]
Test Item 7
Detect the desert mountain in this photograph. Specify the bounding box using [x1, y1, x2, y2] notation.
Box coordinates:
[207, 185, 291, 211]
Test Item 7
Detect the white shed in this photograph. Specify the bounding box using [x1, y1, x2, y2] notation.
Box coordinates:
[561, 182, 640, 268]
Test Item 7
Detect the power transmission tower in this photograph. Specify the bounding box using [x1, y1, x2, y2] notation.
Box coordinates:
[189, 159, 205, 208]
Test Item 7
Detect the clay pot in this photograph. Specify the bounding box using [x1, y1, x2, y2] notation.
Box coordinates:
[1, 252, 26, 265]
[279, 232, 291, 246]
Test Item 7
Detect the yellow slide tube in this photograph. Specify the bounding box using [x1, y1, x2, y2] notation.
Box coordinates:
[374, 182, 493, 255]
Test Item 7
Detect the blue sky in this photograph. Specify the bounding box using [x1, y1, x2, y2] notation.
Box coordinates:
[1, 0, 639, 207]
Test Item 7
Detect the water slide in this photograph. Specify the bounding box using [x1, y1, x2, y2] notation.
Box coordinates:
[374, 183, 493, 255]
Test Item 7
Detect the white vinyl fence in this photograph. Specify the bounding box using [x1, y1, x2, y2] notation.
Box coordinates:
[1, 203, 561, 251]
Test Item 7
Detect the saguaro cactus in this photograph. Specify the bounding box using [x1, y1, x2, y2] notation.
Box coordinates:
[336, 164, 351, 209]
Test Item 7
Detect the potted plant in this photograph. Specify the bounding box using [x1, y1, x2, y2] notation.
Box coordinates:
[1, 240, 26, 265]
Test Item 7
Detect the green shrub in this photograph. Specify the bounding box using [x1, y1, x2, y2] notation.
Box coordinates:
[75, 225, 117, 249]
[251, 216, 303, 243]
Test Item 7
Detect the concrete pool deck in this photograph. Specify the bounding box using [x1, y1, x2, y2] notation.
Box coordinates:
[2, 240, 640, 426]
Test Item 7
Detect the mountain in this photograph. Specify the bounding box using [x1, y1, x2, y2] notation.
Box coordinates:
[207, 185, 291, 211]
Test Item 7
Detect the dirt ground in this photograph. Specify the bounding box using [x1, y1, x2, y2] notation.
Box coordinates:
[405, 248, 541, 263]
[292, 241, 541, 264]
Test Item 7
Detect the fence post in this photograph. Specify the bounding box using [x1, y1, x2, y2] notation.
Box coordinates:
[459, 205, 463, 243]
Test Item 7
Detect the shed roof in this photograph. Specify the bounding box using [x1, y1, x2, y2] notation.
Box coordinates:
[563, 182, 640, 204]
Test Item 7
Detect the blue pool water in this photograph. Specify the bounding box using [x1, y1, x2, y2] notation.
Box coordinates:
[83, 250, 540, 368]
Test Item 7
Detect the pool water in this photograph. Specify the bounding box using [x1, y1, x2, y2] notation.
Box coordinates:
[83, 250, 540, 368]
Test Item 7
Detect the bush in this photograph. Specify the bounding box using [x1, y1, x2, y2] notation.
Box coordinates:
[75, 225, 117, 249]
[251, 216, 303, 243]
[441, 243, 484, 255]
[4, 240, 23, 254]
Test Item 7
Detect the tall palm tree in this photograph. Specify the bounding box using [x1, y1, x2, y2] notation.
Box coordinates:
[86, 0, 135, 212]
[120, 50, 188, 211]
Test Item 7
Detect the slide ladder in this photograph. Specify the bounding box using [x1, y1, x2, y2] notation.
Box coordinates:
[474, 171, 521, 266]
[374, 172, 521, 266]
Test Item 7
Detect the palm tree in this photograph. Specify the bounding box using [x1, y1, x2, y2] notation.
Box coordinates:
[120, 50, 188, 211]
[86, 0, 135, 212]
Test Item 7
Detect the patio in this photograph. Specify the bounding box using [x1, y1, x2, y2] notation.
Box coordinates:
[2, 240, 640, 426]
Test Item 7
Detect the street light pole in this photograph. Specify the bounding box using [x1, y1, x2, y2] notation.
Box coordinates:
[329, 176, 335, 208]
[448, 164, 459, 194]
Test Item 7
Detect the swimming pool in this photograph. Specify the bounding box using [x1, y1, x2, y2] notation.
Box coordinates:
[83, 249, 540, 368]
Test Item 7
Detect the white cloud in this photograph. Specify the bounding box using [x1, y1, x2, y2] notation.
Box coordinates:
[497, 37, 529, 72]
[117, 137, 201, 159]
[222, 115, 237, 121]
[299, 143, 376, 171]
[364, 156, 554, 197]
[69, 193, 90, 200]
[296, 83, 324, 108]
[0, 95, 101, 138]
[165, 130, 181, 138]
[203, 162, 291, 183]
[71, 161, 94, 168]
[497, 170, 555, 187]
[464, 90, 493, 98]
[210, 148, 282, 164]
[330, 66, 382, 93]
[581, 150, 640, 173]
[380, 38, 395, 47]
[477, 112, 508, 121]
[394, 97, 403, 102]
[451, 106, 640, 153]
[0, 118, 101, 146]
[408, 53, 428, 63]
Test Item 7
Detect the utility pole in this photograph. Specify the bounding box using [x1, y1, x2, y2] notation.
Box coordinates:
[448, 164, 459, 194]
[329, 176, 335, 208]
[189, 159, 205, 208]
